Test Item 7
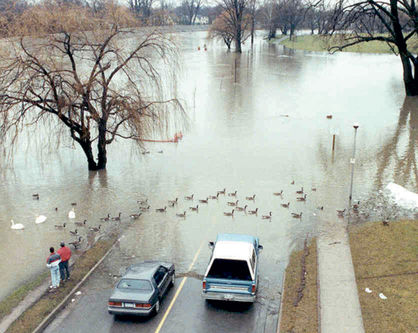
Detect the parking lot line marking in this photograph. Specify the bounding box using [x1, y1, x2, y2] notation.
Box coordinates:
[154, 242, 204, 333]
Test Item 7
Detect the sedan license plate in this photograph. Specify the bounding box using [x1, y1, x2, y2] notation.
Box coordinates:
[124, 302, 135, 308]
[223, 294, 233, 300]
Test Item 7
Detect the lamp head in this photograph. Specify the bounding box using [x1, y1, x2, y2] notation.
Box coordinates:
[353, 123, 359, 129]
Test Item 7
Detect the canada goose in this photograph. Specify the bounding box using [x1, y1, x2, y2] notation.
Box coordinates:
[69, 229, 78, 236]
[55, 207, 58, 211]
[90, 225, 101, 232]
[168, 198, 178, 205]
[176, 211, 186, 218]
[262, 212, 272, 219]
[129, 213, 141, 219]
[199, 198, 209, 204]
[223, 209, 235, 217]
[246, 194, 256, 201]
[100, 214, 110, 221]
[184, 194, 194, 200]
[291, 180, 295, 185]
[248, 208, 258, 215]
[326, 114, 333, 119]
[10, 220, 24, 230]
[296, 187, 304, 194]
[111, 212, 122, 221]
[156, 206, 167, 212]
[337, 209, 346, 217]
[273, 190, 283, 196]
[227, 200, 239, 206]
[168, 201, 176, 207]
[317, 206, 324, 210]
[311, 187, 317, 191]
[281, 202, 290, 208]
[71, 202, 77, 206]
[209, 193, 220, 199]
[140, 205, 150, 212]
[35, 215, 47, 224]
[352, 201, 360, 210]
[74, 220, 87, 226]
[68, 209, 76, 219]
[227, 190, 237, 197]
[137, 199, 148, 205]
[297, 194, 307, 201]
[54, 223, 66, 229]
[217, 188, 226, 195]
[189, 205, 199, 211]
[32, 193, 39, 200]
[291, 212, 303, 219]
[382, 220, 389, 226]
[69, 237, 83, 249]
[235, 205, 247, 211]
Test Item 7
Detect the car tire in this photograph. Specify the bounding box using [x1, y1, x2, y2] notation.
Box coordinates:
[154, 300, 160, 315]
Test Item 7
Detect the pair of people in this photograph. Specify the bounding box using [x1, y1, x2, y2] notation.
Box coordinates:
[46, 242, 72, 289]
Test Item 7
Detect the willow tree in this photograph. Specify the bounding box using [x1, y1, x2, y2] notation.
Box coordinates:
[0, 1, 185, 170]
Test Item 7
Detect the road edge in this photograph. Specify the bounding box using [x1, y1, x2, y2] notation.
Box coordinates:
[32, 236, 122, 333]
[276, 269, 287, 333]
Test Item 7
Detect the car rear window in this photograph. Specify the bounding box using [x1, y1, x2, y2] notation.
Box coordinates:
[117, 279, 152, 291]
[207, 259, 252, 281]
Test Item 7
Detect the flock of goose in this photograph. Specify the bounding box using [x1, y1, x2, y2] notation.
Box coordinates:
[9, 183, 357, 248]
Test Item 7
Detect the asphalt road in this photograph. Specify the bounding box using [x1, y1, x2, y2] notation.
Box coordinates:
[46, 272, 280, 333]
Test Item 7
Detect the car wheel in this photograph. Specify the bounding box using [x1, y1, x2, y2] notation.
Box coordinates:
[154, 300, 160, 315]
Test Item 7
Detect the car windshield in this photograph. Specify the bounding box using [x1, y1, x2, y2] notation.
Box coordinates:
[117, 279, 153, 291]
[207, 259, 252, 281]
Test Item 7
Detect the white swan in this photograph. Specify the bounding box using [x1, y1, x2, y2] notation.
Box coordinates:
[35, 215, 47, 224]
[68, 209, 76, 219]
[11, 220, 25, 230]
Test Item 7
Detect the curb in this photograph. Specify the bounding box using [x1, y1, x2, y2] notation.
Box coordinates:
[276, 269, 287, 333]
[32, 236, 121, 333]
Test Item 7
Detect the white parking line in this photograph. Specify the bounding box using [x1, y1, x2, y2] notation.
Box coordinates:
[154, 242, 204, 333]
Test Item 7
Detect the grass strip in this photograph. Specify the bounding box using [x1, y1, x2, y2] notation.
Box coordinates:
[349, 220, 418, 333]
[0, 272, 49, 322]
[6, 235, 117, 333]
[279, 239, 318, 333]
[279, 34, 418, 54]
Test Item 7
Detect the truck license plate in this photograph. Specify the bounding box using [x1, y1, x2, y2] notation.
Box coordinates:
[124, 303, 135, 308]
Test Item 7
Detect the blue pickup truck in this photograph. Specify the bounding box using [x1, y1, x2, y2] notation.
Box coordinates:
[202, 233, 263, 303]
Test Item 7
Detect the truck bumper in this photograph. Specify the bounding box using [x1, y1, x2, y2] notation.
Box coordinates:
[202, 291, 256, 303]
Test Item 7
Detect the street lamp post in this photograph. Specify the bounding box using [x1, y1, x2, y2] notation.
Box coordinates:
[349, 123, 359, 205]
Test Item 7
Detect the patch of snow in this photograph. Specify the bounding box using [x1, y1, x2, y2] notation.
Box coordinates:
[365, 288, 372, 293]
[379, 293, 387, 300]
[384, 183, 418, 210]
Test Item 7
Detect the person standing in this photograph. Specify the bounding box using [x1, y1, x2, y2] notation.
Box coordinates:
[57, 242, 72, 281]
[46, 247, 61, 289]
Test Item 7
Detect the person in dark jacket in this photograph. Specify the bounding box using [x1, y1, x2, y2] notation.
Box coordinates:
[57, 242, 72, 281]
[46, 247, 61, 288]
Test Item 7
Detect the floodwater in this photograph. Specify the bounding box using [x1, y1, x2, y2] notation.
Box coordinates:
[0, 30, 417, 301]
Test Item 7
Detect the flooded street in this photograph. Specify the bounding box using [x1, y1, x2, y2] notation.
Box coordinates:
[0, 30, 417, 302]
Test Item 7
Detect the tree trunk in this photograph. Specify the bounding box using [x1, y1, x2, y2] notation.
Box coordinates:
[96, 119, 107, 170]
[79, 140, 99, 171]
[268, 25, 277, 40]
[400, 54, 418, 96]
[235, 25, 242, 53]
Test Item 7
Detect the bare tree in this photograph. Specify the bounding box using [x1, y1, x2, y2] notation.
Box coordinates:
[181, 0, 203, 25]
[128, 0, 154, 18]
[0, 2, 185, 170]
[217, 0, 251, 52]
[328, 0, 418, 96]
[208, 11, 236, 49]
